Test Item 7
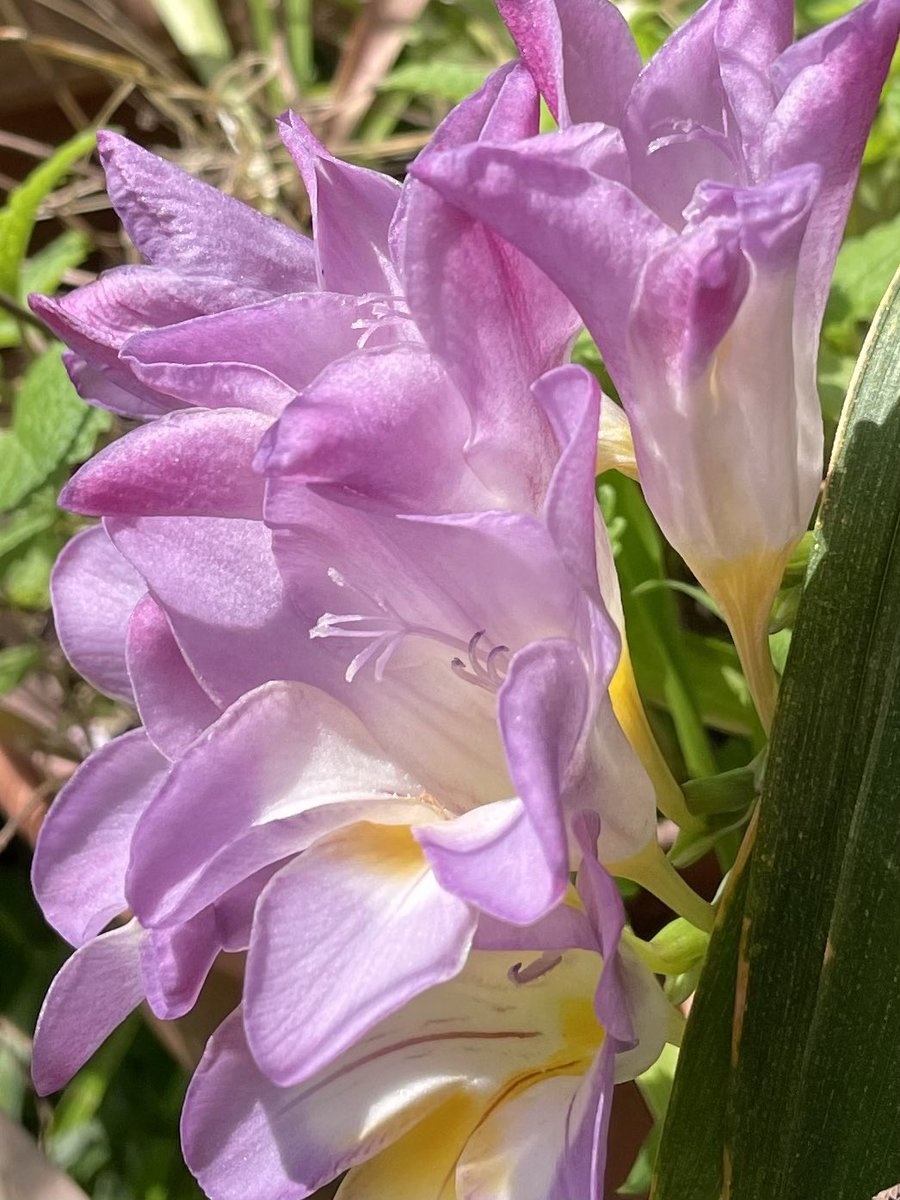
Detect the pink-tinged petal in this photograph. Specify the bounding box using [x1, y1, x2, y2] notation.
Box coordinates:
[63, 354, 188, 421]
[122, 292, 369, 415]
[402, 182, 578, 507]
[184, 952, 602, 1199]
[31, 266, 270, 359]
[411, 139, 668, 400]
[127, 681, 421, 927]
[126, 596, 220, 759]
[715, 0, 793, 159]
[533, 364, 603, 604]
[498, 0, 639, 126]
[245, 822, 477, 1085]
[259, 344, 493, 513]
[50, 525, 144, 701]
[97, 131, 317, 292]
[32, 730, 167, 947]
[627, 167, 822, 564]
[105, 516, 311, 705]
[32, 922, 145, 1095]
[278, 112, 401, 294]
[140, 909, 220, 1019]
[62, 408, 269, 519]
[764, 0, 900, 350]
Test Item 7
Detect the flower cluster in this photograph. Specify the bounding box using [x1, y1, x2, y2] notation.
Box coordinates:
[29, 0, 898, 1196]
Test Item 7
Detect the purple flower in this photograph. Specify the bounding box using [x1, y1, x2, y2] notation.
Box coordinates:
[413, 0, 900, 726]
[180, 818, 670, 1200]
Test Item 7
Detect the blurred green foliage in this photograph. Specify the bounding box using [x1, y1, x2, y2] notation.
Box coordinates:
[0, 1, 897, 1197]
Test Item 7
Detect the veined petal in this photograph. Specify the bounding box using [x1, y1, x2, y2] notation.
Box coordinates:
[97, 132, 317, 292]
[61, 409, 270, 519]
[32, 730, 167, 946]
[497, 0, 640, 126]
[183, 950, 602, 1200]
[122, 292, 369, 415]
[32, 922, 145, 1095]
[278, 112, 401, 295]
[126, 595, 220, 759]
[456, 1069, 595, 1200]
[245, 822, 477, 1085]
[50, 525, 145, 702]
[126, 680, 421, 927]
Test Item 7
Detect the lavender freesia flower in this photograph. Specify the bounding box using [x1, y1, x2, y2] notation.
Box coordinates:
[414, 0, 900, 727]
[180, 818, 670, 1200]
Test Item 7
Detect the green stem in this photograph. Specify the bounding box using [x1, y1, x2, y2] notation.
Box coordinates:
[285, 0, 314, 90]
[612, 838, 716, 932]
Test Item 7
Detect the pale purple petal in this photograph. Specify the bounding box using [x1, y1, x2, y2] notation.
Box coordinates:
[627, 167, 821, 564]
[715, 0, 793, 159]
[532, 364, 603, 603]
[105, 516, 312, 705]
[32, 730, 167, 946]
[61, 409, 270, 519]
[140, 909, 221, 1019]
[126, 680, 421, 927]
[63, 353, 189, 420]
[245, 822, 477, 1084]
[32, 922, 145, 1095]
[97, 131, 317, 292]
[259, 344, 494, 513]
[122, 292, 371, 415]
[497, 0, 639, 126]
[50, 525, 145, 701]
[278, 112, 401, 294]
[126, 595, 220, 758]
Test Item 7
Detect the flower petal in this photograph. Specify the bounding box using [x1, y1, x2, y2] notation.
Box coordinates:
[260, 344, 493, 513]
[122, 292, 370, 415]
[763, 0, 900, 352]
[127, 680, 421, 926]
[140, 909, 221, 1020]
[278, 112, 401, 294]
[32, 730, 168, 946]
[61, 409, 270, 519]
[50, 525, 145, 701]
[497, 0, 639, 126]
[411, 138, 667, 400]
[126, 595, 220, 758]
[245, 822, 477, 1084]
[97, 132, 317, 293]
[184, 950, 602, 1199]
[105, 515, 311, 705]
[32, 922, 145, 1095]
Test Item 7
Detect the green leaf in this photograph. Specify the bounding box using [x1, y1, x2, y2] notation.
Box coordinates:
[22, 229, 92, 296]
[651, 847, 753, 1199]
[825, 212, 900, 338]
[0, 344, 101, 511]
[0, 129, 96, 297]
[719, 268, 900, 1196]
[0, 644, 42, 695]
[380, 60, 491, 103]
[3, 532, 59, 608]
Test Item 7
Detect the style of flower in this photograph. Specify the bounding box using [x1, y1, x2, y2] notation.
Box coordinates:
[413, 0, 900, 727]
